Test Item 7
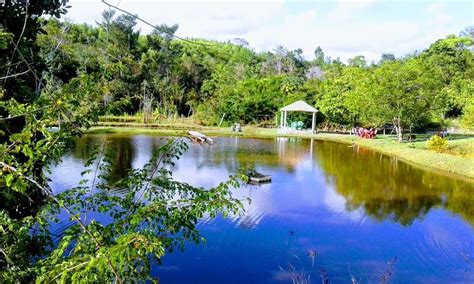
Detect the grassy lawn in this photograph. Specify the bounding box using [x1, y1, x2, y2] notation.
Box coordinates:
[88, 124, 474, 180]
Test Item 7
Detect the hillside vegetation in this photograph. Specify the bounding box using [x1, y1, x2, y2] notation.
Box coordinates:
[7, 16, 472, 142]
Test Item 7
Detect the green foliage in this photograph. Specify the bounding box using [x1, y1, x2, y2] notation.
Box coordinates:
[2, 4, 474, 281]
[312, 37, 473, 137]
[427, 135, 449, 153]
[34, 140, 243, 282]
[0, 30, 12, 50]
[1, 5, 246, 282]
[314, 66, 367, 125]
[380, 53, 396, 63]
[199, 76, 287, 124]
[370, 58, 433, 140]
[460, 102, 474, 130]
[313, 46, 329, 67]
[347, 55, 367, 68]
[11, 16, 473, 131]
[1, 138, 246, 282]
[421, 36, 474, 118]
[0, 211, 47, 282]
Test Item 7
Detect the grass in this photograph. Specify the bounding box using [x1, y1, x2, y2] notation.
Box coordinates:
[88, 123, 474, 180]
[99, 115, 205, 127]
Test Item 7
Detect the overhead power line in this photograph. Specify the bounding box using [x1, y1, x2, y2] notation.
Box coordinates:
[101, 0, 213, 47]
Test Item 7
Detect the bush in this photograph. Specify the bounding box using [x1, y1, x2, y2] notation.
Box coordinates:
[426, 135, 449, 153]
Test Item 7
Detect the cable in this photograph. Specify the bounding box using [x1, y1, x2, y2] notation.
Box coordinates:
[101, 0, 214, 47]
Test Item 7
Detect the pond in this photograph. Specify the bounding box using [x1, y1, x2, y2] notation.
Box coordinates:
[49, 134, 474, 283]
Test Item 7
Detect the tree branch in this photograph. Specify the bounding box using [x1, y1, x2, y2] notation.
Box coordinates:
[2, 0, 29, 86]
[0, 161, 124, 284]
[0, 69, 30, 80]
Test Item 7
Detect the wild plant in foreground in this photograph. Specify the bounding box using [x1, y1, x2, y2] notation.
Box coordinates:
[2, 139, 247, 283]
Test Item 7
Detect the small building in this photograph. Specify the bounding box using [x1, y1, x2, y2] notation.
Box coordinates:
[278, 100, 318, 134]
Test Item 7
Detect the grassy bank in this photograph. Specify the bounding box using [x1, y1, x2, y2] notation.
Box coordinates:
[88, 124, 474, 180]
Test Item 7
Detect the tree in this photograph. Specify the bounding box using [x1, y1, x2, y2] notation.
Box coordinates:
[460, 102, 474, 130]
[33, 140, 244, 282]
[313, 64, 370, 127]
[380, 53, 396, 63]
[1, 0, 69, 129]
[314, 46, 327, 67]
[215, 76, 286, 124]
[1, 4, 247, 283]
[305, 65, 324, 80]
[153, 23, 179, 41]
[347, 55, 367, 68]
[422, 36, 474, 121]
[370, 59, 432, 141]
[460, 26, 474, 39]
[231, 38, 249, 48]
[0, 0, 76, 217]
[259, 45, 304, 76]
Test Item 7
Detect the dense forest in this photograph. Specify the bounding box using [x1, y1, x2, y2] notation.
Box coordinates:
[1, 1, 474, 282]
[4, 8, 474, 141]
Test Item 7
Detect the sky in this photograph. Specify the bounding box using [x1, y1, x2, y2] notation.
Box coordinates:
[65, 0, 474, 63]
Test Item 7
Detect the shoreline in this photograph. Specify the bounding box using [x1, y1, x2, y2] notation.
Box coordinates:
[87, 125, 474, 181]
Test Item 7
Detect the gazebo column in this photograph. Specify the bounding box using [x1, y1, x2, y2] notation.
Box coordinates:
[280, 111, 283, 128]
[311, 112, 316, 133]
[284, 111, 288, 128]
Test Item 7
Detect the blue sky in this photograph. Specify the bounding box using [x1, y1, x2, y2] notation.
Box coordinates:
[67, 0, 473, 62]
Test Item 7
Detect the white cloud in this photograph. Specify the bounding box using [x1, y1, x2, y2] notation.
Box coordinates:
[433, 13, 453, 26]
[66, 1, 286, 37]
[328, 0, 378, 22]
[425, 2, 454, 26]
[426, 2, 446, 13]
[65, 0, 469, 62]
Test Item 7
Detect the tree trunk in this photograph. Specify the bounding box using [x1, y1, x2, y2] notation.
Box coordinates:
[393, 118, 403, 142]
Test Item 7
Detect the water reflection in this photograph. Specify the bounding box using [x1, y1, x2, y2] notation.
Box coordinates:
[313, 141, 474, 226]
[72, 135, 135, 182]
[65, 135, 473, 228]
[51, 134, 474, 283]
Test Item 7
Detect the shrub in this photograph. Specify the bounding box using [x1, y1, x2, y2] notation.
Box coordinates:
[426, 135, 449, 153]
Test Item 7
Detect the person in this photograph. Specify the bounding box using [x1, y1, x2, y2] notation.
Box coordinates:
[437, 130, 448, 138]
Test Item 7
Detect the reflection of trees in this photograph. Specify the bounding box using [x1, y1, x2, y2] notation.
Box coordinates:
[70, 135, 98, 161]
[191, 137, 313, 173]
[72, 135, 135, 184]
[105, 137, 134, 183]
[74, 136, 314, 176]
[72, 135, 474, 227]
[315, 141, 474, 226]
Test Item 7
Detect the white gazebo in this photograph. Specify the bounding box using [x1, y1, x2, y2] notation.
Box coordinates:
[279, 100, 318, 133]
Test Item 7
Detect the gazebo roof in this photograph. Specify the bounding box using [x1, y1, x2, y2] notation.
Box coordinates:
[280, 100, 318, 113]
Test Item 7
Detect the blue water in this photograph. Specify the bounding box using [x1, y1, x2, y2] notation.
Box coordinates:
[50, 135, 474, 283]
